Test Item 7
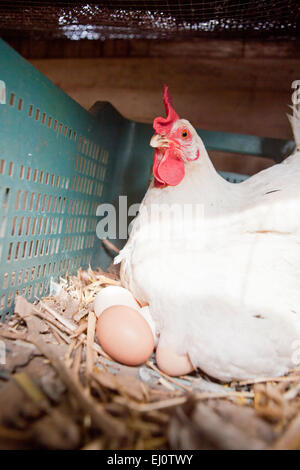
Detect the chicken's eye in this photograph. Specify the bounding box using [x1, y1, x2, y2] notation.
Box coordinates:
[181, 129, 188, 139]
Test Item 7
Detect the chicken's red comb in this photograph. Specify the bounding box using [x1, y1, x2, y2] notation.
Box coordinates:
[153, 85, 179, 135]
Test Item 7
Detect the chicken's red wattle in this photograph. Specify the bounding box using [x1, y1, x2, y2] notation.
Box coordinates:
[153, 146, 185, 187]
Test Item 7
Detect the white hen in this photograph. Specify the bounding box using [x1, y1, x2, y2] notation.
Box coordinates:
[115, 85, 300, 381]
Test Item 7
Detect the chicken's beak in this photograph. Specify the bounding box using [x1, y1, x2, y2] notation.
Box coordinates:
[150, 134, 170, 149]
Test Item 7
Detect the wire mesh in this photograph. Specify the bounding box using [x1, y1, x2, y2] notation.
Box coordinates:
[0, 1, 299, 41]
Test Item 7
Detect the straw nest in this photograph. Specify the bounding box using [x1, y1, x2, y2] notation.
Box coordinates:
[1, 264, 300, 450]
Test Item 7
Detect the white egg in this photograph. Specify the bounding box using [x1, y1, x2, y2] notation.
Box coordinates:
[94, 286, 140, 317]
[140, 306, 159, 347]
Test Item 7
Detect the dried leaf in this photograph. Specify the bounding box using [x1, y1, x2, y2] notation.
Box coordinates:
[86, 311, 96, 377]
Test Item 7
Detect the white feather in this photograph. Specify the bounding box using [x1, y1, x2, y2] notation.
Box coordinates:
[287, 107, 300, 149]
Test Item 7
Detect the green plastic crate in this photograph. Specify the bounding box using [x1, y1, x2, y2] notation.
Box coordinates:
[0, 39, 295, 319]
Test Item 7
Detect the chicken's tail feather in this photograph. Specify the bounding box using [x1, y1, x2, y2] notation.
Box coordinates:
[287, 109, 300, 149]
[287, 84, 300, 150]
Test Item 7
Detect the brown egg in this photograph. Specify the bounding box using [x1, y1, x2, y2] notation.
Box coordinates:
[156, 341, 194, 376]
[96, 305, 154, 366]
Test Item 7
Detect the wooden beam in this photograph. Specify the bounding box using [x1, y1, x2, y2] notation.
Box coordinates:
[6, 37, 300, 60]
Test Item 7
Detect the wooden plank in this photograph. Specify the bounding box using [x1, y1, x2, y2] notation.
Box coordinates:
[149, 39, 244, 58]
[129, 39, 150, 57]
[6, 37, 300, 60]
[30, 56, 299, 138]
[244, 40, 300, 59]
[102, 40, 115, 57]
[30, 54, 298, 178]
